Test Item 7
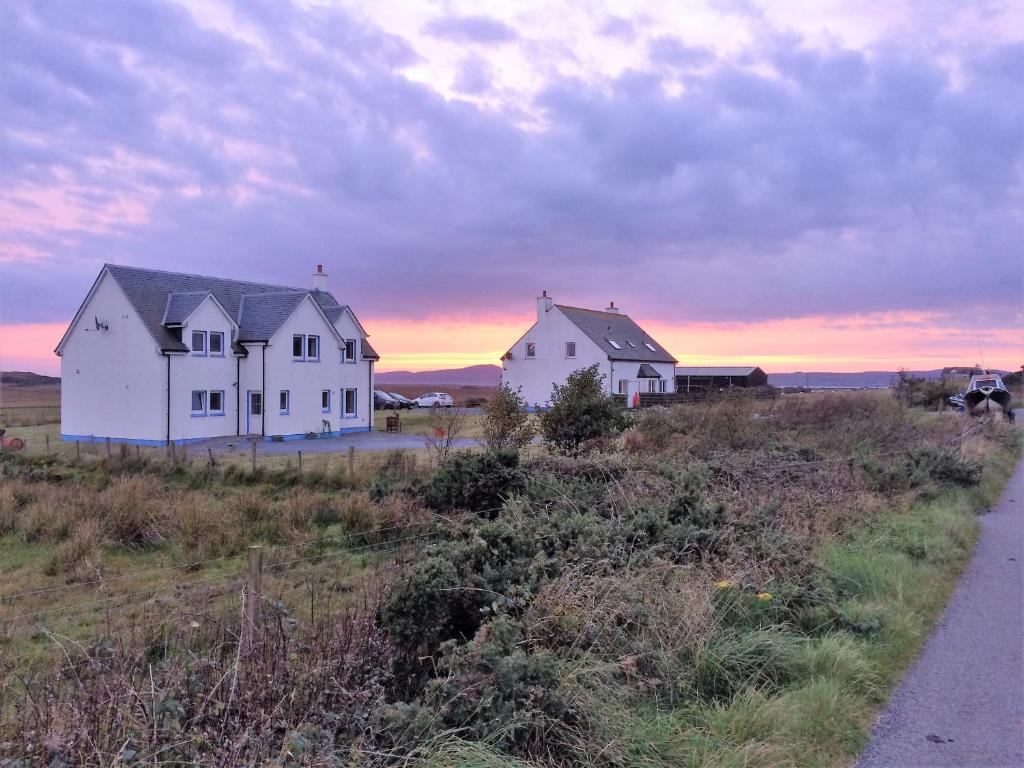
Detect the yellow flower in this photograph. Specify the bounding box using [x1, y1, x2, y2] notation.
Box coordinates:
[714, 579, 733, 589]
[756, 592, 773, 601]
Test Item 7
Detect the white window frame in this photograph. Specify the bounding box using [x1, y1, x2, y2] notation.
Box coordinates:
[343, 339, 357, 363]
[208, 331, 225, 357]
[190, 389, 207, 416]
[292, 334, 305, 360]
[659, 379, 667, 393]
[525, 342, 536, 358]
[607, 339, 622, 349]
[321, 389, 331, 413]
[209, 390, 225, 415]
[343, 388, 357, 418]
[618, 379, 628, 394]
[644, 342, 657, 352]
[565, 341, 576, 358]
[279, 389, 290, 415]
[191, 330, 207, 356]
[306, 334, 320, 361]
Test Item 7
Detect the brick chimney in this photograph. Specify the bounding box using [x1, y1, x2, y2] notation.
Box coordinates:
[537, 290, 553, 322]
[312, 263, 328, 291]
[605, 301, 619, 314]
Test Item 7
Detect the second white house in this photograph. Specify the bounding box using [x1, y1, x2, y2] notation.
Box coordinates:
[501, 292, 678, 407]
[56, 263, 378, 444]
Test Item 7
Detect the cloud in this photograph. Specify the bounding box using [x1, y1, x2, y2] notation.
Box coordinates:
[596, 16, 637, 41]
[453, 54, 494, 95]
[0, 0, 1021, 351]
[648, 36, 715, 68]
[422, 14, 517, 43]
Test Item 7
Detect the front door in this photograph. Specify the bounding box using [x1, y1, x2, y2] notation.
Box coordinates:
[246, 391, 263, 435]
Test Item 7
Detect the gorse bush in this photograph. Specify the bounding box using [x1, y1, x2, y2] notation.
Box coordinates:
[420, 449, 523, 515]
[538, 364, 629, 454]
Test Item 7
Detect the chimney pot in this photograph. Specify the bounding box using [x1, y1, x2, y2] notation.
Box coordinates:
[605, 300, 620, 314]
[537, 290, 553, 321]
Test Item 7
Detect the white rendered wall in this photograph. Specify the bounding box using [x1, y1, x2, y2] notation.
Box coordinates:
[500, 306, 610, 408]
[260, 297, 372, 437]
[60, 271, 166, 442]
[170, 296, 240, 441]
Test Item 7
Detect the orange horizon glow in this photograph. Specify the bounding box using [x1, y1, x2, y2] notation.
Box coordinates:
[1, 312, 1021, 379]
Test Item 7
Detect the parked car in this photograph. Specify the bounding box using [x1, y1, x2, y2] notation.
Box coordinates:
[414, 392, 454, 408]
[374, 390, 400, 410]
[386, 392, 416, 409]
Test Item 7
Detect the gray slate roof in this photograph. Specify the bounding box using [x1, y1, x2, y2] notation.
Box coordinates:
[675, 366, 761, 377]
[637, 363, 662, 378]
[162, 291, 212, 325]
[102, 264, 374, 357]
[556, 305, 677, 364]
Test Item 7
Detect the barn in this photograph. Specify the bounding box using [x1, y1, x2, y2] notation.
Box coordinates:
[675, 366, 768, 393]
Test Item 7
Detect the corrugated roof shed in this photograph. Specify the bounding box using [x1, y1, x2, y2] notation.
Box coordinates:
[675, 366, 760, 377]
[556, 305, 677, 364]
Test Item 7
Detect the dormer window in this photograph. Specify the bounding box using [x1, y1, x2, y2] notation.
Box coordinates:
[607, 339, 622, 349]
[343, 339, 357, 363]
[209, 331, 224, 356]
[306, 335, 319, 360]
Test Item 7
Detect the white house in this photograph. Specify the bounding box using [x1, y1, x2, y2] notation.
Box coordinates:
[501, 292, 678, 407]
[56, 263, 379, 445]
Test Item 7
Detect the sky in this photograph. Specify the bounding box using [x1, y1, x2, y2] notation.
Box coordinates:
[0, 0, 1022, 375]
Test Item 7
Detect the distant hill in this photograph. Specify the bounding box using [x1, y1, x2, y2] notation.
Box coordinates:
[0, 371, 60, 387]
[376, 364, 501, 386]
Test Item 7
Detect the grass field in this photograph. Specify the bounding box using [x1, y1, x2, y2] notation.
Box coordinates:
[0, 391, 1019, 765]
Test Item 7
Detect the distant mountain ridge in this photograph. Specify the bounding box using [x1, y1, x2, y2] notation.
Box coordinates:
[0, 371, 60, 387]
[376, 364, 502, 386]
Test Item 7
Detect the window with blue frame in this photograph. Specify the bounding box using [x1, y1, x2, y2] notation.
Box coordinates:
[321, 389, 331, 412]
[343, 388, 357, 417]
[191, 390, 207, 415]
[191, 331, 207, 356]
[279, 390, 290, 414]
[209, 331, 224, 356]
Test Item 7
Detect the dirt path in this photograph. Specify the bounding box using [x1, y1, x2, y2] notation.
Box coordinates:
[857, 458, 1024, 768]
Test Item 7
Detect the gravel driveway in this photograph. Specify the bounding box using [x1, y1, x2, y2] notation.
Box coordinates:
[857, 457, 1024, 768]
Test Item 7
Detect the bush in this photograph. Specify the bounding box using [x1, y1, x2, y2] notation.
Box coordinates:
[481, 385, 535, 451]
[421, 449, 523, 515]
[538, 365, 629, 455]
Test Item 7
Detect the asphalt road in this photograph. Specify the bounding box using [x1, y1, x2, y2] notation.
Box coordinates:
[857, 457, 1024, 768]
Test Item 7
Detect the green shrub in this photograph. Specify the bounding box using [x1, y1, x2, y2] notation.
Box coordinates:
[538, 364, 629, 455]
[481, 385, 535, 451]
[421, 449, 523, 515]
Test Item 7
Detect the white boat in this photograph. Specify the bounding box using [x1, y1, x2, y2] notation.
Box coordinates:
[962, 372, 1013, 418]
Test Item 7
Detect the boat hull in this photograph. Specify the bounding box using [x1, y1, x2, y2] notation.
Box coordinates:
[963, 387, 1012, 415]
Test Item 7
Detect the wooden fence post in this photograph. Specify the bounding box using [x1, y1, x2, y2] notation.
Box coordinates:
[106, 437, 112, 458]
[297, 450, 302, 473]
[135, 444, 141, 460]
[251, 441, 257, 472]
[242, 545, 264, 655]
[348, 446, 355, 480]
[75, 441, 81, 461]
[45, 434, 50, 455]
[207, 447, 215, 468]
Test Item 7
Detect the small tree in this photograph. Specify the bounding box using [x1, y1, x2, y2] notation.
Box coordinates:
[424, 405, 466, 463]
[480, 385, 534, 451]
[539, 364, 629, 455]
